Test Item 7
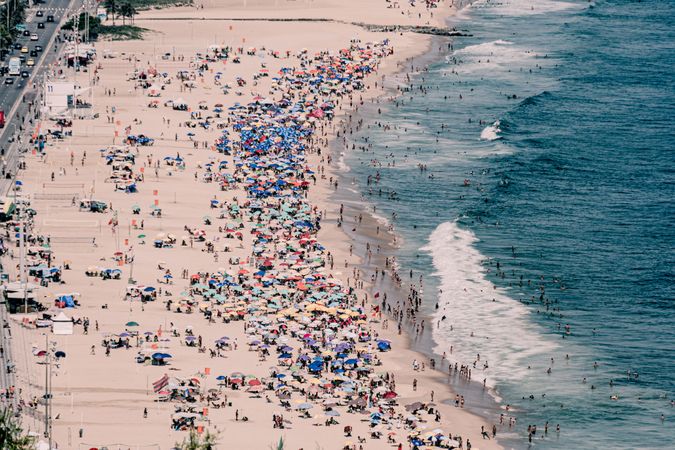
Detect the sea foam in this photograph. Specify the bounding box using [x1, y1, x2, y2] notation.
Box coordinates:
[422, 221, 557, 386]
[480, 120, 502, 141]
[469, 0, 582, 17]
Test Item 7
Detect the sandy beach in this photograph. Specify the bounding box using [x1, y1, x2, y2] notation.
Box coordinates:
[1, 1, 504, 449]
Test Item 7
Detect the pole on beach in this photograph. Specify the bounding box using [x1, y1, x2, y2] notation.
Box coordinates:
[43, 334, 48, 439]
[15, 184, 28, 314]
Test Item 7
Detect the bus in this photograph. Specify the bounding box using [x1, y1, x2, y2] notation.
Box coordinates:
[8, 57, 21, 76]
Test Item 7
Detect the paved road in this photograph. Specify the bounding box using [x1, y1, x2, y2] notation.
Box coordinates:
[0, 0, 74, 193]
[0, 0, 78, 410]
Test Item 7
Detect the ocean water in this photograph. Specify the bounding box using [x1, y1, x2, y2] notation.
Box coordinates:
[343, 0, 675, 448]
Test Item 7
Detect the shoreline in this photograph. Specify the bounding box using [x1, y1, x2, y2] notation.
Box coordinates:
[320, 30, 507, 430]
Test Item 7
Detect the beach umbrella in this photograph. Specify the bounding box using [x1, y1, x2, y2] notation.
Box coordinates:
[137, 234, 146, 239]
[126, 321, 139, 327]
[295, 403, 313, 410]
[405, 402, 424, 412]
[54, 351, 66, 358]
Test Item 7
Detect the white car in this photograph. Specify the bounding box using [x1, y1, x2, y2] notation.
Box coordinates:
[30, 33, 39, 41]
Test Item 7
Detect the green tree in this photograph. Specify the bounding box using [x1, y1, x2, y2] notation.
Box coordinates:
[61, 12, 103, 39]
[103, 0, 117, 26]
[175, 428, 218, 450]
[0, 26, 13, 48]
[0, 407, 35, 450]
[118, 3, 137, 25]
[0, 0, 27, 49]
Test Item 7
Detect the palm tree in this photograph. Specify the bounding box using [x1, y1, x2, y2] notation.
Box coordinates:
[1, 0, 27, 48]
[103, 0, 117, 26]
[0, 26, 13, 49]
[118, 2, 128, 25]
[0, 407, 35, 450]
[174, 428, 218, 450]
[123, 3, 137, 25]
[118, 3, 137, 26]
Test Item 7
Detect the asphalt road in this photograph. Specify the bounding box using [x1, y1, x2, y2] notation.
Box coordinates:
[0, 0, 77, 408]
[0, 0, 74, 189]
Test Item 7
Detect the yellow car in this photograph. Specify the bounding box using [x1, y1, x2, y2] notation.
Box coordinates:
[26, 58, 35, 67]
[21, 46, 29, 53]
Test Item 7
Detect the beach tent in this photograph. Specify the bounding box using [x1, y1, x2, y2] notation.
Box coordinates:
[52, 312, 73, 335]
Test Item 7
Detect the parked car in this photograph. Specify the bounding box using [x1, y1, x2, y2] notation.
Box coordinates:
[38, 22, 45, 29]
[4, 78, 14, 85]
[30, 33, 38, 41]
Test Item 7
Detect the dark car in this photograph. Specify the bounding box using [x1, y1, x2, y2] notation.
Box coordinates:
[19, 55, 26, 63]
[36, 10, 44, 17]
[38, 22, 45, 29]
[35, 45, 43, 52]
[21, 71, 29, 78]
[13, 43, 22, 50]
[47, 15, 54, 22]
[30, 50, 37, 57]
[23, 29, 30, 37]
[4, 78, 14, 85]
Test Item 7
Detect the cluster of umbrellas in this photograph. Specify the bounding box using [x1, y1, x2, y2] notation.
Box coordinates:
[145, 39, 461, 447]
[98, 38, 462, 447]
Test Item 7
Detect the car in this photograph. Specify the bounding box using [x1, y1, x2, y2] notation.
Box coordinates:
[47, 15, 54, 22]
[4, 78, 14, 85]
[23, 29, 30, 37]
[35, 45, 43, 52]
[38, 22, 45, 29]
[21, 46, 28, 53]
[36, 10, 44, 17]
[14, 43, 22, 50]
[30, 50, 37, 57]
[19, 56, 26, 63]
[21, 71, 29, 78]
[26, 58, 34, 67]
[30, 33, 38, 41]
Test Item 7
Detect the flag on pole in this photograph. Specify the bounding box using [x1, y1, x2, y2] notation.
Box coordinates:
[152, 374, 169, 393]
